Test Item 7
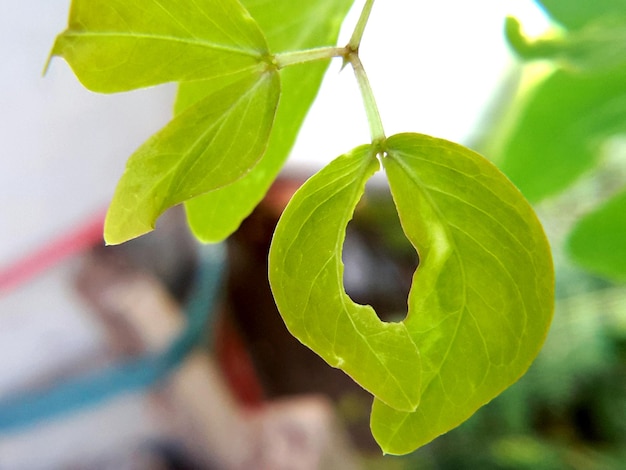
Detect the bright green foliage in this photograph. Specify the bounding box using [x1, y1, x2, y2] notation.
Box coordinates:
[505, 15, 626, 72]
[371, 134, 554, 454]
[567, 190, 626, 281]
[104, 72, 279, 244]
[270, 133, 554, 454]
[269, 145, 422, 412]
[50, 0, 283, 244]
[497, 68, 626, 203]
[502, 5, 626, 204]
[49, 0, 270, 93]
[502, 3, 626, 285]
[181, 0, 354, 242]
[535, 0, 626, 30]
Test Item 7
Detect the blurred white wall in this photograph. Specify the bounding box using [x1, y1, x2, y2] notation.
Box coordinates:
[0, 0, 175, 267]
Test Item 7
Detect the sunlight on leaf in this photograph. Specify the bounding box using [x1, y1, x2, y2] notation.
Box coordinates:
[269, 145, 422, 412]
[181, 0, 355, 242]
[49, 0, 270, 92]
[104, 71, 279, 244]
[567, 189, 626, 282]
[369, 133, 554, 455]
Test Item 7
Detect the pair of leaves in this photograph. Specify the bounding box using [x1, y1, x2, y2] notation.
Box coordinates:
[502, 5, 626, 281]
[51, 0, 353, 244]
[269, 133, 554, 454]
[182, 0, 355, 242]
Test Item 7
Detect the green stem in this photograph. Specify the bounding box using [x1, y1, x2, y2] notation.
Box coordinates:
[274, 46, 346, 69]
[273, 0, 385, 145]
[349, 53, 385, 143]
[349, 0, 376, 51]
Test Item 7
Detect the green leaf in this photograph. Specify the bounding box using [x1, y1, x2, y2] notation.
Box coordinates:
[104, 71, 280, 244]
[181, 0, 355, 242]
[536, 0, 626, 30]
[498, 68, 626, 202]
[506, 16, 626, 72]
[49, 0, 270, 92]
[371, 133, 554, 455]
[566, 189, 626, 282]
[269, 145, 422, 412]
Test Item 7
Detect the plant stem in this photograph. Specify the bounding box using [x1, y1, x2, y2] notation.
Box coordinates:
[349, 0, 376, 51]
[347, 0, 385, 145]
[274, 46, 346, 69]
[273, 0, 385, 145]
[348, 53, 385, 143]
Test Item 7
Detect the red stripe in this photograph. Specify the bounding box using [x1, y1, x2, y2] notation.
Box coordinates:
[0, 209, 106, 294]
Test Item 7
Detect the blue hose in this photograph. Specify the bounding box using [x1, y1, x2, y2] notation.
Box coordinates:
[0, 243, 225, 433]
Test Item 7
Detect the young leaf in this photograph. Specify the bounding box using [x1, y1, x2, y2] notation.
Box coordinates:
[371, 133, 554, 455]
[566, 189, 626, 282]
[181, 0, 355, 242]
[49, 0, 270, 92]
[498, 68, 626, 203]
[269, 145, 422, 412]
[104, 71, 280, 244]
[506, 16, 626, 73]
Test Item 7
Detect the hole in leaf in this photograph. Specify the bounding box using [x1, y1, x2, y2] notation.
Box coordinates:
[343, 177, 418, 323]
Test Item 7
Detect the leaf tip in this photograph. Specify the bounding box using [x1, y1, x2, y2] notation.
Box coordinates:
[42, 39, 61, 77]
[103, 209, 155, 246]
[42, 54, 53, 77]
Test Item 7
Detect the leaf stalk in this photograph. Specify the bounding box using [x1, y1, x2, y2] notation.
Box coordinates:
[348, 52, 385, 144]
[274, 47, 346, 69]
[273, 0, 385, 146]
[349, 0, 376, 50]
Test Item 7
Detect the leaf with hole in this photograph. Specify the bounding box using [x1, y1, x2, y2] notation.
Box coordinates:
[269, 144, 422, 412]
[369, 133, 554, 454]
[269, 133, 554, 454]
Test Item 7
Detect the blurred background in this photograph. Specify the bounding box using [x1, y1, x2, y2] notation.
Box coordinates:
[1, 0, 624, 468]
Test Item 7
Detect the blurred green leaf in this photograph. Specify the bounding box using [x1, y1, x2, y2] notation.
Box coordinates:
[498, 68, 626, 202]
[536, 0, 626, 30]
[269, 145, 422, 412]
[181, 0, 354, 242]
[567, 189, 626, 281]
[506, 16, 626, 72]
[50, 0, 269, 93]
[371, 133, 554, 455]
[104, 71, 280, 244]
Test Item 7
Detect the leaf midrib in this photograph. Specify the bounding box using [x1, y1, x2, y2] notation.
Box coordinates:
[387, 146, 530, 404]
[60, 31, 263, 57]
